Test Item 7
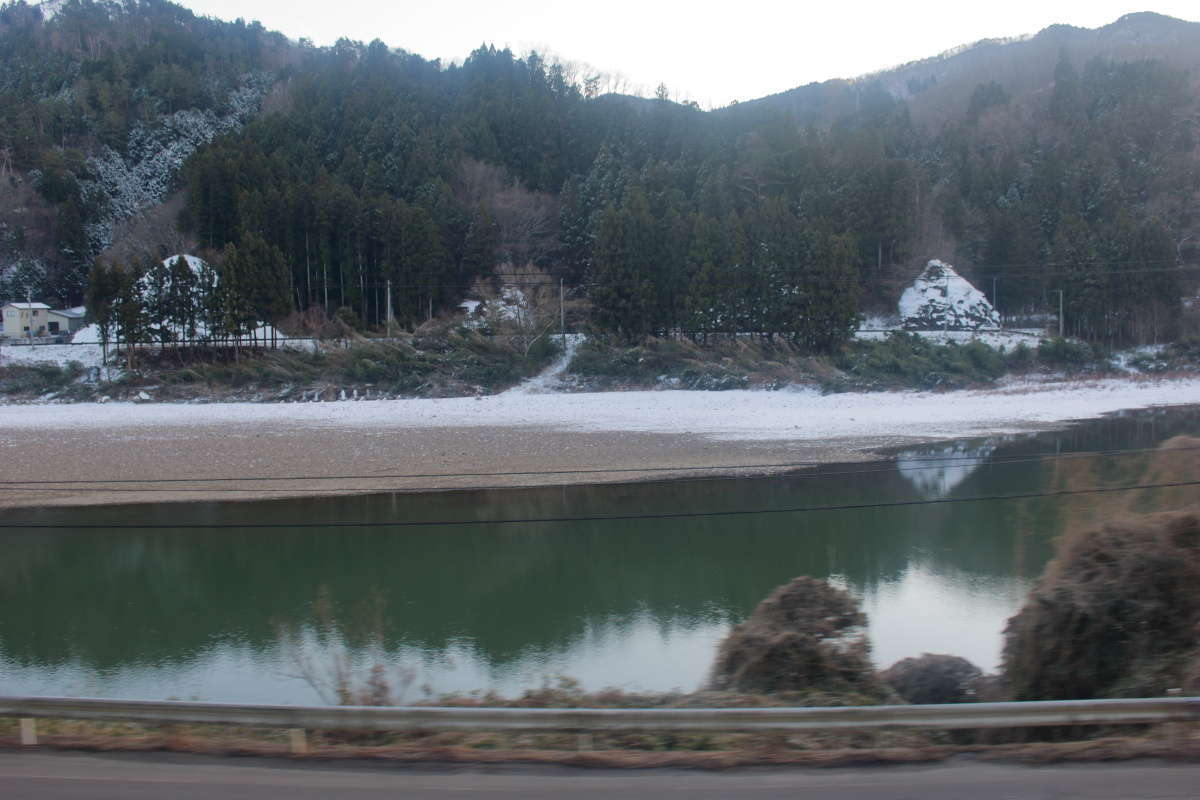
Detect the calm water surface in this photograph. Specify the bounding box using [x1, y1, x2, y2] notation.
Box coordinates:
[2, 407, 1199, 703]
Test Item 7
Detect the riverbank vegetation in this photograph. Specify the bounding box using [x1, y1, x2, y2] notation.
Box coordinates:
[565, 331, 1200, 393]
[1003, 510, 1200, 701]
[0, 321, 559, 402]
[8, 327, 1200, 402]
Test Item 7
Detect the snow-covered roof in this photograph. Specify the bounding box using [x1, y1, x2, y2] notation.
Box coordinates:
[52, 307, 86, 319]
[899, 259, 1000, 331]
[4, 302, 51, 310]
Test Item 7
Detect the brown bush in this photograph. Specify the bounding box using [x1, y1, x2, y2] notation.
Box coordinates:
[882, 654, 984, 705]
[708, 577, 887, 699]
[1002, 510, 1200, 700]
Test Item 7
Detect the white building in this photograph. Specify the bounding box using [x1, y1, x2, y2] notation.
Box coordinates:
[1, 302, 52, 338]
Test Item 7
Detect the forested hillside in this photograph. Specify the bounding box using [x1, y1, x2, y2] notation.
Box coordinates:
[2, 0, 1198, 349]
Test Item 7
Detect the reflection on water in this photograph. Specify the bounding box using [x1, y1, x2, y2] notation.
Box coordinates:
[864, 562, 1032, 671]
[1, 407, 1198, 703]
[896, 443, 996, 498]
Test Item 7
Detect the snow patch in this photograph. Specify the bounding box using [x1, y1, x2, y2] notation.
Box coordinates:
[70, 323, 102, 345]
[504, 334, 584, 395]
[35, 0, 68, 21]
[0, 340, 105, 368]
[855, 328, 1043, 350]
[5, 376, 1200, 457]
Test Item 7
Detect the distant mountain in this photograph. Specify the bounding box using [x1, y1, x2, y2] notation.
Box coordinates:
[722, 12, 1200, 127]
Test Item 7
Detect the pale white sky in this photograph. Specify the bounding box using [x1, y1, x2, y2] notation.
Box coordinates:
[177, 1, 1198, 108]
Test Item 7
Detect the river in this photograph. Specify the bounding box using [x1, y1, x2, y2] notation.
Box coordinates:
[2, 406, 1198, 704]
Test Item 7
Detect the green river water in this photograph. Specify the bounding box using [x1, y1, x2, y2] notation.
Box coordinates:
[2, 406, 1198, 704]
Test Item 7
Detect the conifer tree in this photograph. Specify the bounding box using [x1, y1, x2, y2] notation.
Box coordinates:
[240, 233, 291, 346]
[84, 259, 121, 364]
[590, 188, 657, 343]
[113, 261, 149, 370]
[683, 213, 725, 341]
[166, 256, 200, 344]
[215, 243, 255, 356]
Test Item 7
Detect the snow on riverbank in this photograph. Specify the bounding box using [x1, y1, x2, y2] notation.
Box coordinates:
[853, 328, 1043, 349]
[0, 341, 106, 368]
[3, 375, 1198, 446]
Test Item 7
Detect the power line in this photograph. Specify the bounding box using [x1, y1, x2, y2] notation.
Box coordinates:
[2, 479, 1196, 529]
[1, 444, 1195, 490]
[347, 262, 1200, 292]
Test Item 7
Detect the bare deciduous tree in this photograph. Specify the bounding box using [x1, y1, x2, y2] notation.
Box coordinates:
[453, 159, 559, 267]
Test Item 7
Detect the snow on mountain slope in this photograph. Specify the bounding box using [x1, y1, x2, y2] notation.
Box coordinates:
[35, 0, 68, 21]
[80, 77, 272, 251]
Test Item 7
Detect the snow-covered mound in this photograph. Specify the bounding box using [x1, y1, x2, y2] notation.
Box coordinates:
[161, 254, 208, 275]
[71, 323, 102, 344]
[899, 260, 1000, 331]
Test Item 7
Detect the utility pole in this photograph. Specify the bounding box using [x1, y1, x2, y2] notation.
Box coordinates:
[386, 279, 393, 338]
[1055, 289, 1064, 338]
[559, 277, 565, 344]
[992, 276, 1000, 329]
[26, 289, 35, 349]
[943, 272, 949, 332]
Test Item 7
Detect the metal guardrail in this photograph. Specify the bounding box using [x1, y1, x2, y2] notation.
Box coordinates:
[3, 695, 1197, 751]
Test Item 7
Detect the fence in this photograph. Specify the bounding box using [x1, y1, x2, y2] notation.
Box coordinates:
[3, 695, 1197, 753]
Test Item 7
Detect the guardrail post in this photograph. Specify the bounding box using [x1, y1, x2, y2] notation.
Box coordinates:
[19, 718, 37, 746]
[288, 728, 308, 755]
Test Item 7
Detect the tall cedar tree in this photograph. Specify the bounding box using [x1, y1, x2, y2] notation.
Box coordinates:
[590, 188, 658, 343]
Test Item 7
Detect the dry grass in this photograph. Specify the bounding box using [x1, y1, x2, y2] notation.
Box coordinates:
[2, 716, 1198, 768]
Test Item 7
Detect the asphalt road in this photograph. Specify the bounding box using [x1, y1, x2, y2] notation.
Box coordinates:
[2, 751, 1198, 799]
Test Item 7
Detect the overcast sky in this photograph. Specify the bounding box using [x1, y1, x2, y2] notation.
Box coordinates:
[176, 1, 1198, 108]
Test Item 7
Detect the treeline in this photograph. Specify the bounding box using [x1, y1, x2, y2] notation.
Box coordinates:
[168, 33, 1197, 348]
[84, 237, 289, 363]
[176, 37, 912, 345]
[934, 56, 1194, 338]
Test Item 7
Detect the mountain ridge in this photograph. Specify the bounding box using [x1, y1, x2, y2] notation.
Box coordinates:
[721, 11, 1200, 125]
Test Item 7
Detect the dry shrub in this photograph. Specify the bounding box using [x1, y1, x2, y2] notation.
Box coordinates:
[276, 305, 358, 339]
[883, 654, 984, 705]
[1002, 510, 1200, 700]
[708, 577, 887, 699]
